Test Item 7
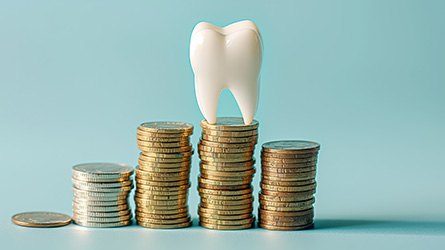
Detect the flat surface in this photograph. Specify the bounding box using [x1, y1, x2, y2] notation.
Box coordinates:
[1, 0, 445, 249]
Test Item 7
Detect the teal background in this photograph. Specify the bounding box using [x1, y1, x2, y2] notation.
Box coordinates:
[1, 0, 445, 249]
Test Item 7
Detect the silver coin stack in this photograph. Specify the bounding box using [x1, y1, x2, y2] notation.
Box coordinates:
[72, 163, 134, 228]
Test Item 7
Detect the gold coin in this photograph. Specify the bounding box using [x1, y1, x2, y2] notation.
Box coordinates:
[259, 207, 313, 217]
[262, 171, 316, 181]
[259, 213, 313, 226]
[261, 161, 317, 168]
[136, 207, 188, 215]
[259, 190, 314, 202]
[258, 222, 313, 231]
[201, 159, 255, 167]
[136, 173, 189, 182]
[200, 155, 253, 163]
[200, 139, 256, 148]
[198, 206, 252, 215]
[198, 182, 251, 190]
[138, 121, 193, 134]
[135, 193, 187, 201]
[261, 156, 318, 164]
[136, 129, 191, 139]
[198, 176, 251, 186]
[141, 150, 193, 159]
[260, 199, 314, 212]
[198, 211, 252, 220]
[198, 144, 255, 153]
[137, 139, 189, 148]
[261, 183, 316, 192]
[199, 150, 253, 158]
[200, 164, 254, 172]
[136, 134, 190, 142]
[200, 198, 253, 206]
[135, 211, 189, 219]
[261, 151, 317, 159]
[199, 193, 252, 201]
[138, 145, 193, 154]
[202, 129, 258, 138]
[261, 197, 315, 208]
[135, 198, 187, 206]
[136, 167, 189, 177]
[200, 202, 252, 210]
[137, 220, 192, 229]
[138, 161, 191, 168]
[200, 168, 255, 178]
[135, 189, 188, 196]
[262, 140, 320, 154]
[200, 174, 253, 182]
[261, 166, 316, 173]
[138, 165, 190, 173]
[198, 187, 252, 196]
[136, 183, 190, 192]
[136, 216, 190, 224]
[199, 221, 253, 230]
[135, 204, 187, 211]
[261, 178, 315, 186]
[11, 212, 72, 228]
[200, 216, 254, 226]
[200, 117, 259, 131]
[139, 154, 191, 163]
[201, 134, 258, 144]
[136, 178, 189, 187]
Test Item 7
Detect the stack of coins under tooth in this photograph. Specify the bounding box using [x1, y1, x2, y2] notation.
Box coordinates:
[72, 163, 134, 228]
[135, 121, 194, 229]
[198, 117, 258, 230]
[258, 140, 320, 230]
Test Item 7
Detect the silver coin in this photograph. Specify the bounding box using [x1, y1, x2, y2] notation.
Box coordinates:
[72, 184, 133, 193]
[72, 213, 132, 223]
[73, 219, 132, 228]
[73, 203, 129, 212]
[72, 209, 131, 218]
[72, 188, 129, 198]
[72, 179, 133, 188]
[72, 198, 128, 206]
[72, 172, 131, 183]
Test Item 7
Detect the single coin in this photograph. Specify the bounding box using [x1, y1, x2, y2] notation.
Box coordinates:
[198, 206, 252, 215]
[135, 204, 187, 211]
[135, 193, 187, 201]
[200, 117, 259, 131]
[261, 156, 318, 164]
[198, 150, 253, 159]
[262, 140, 320, 154]
[11, 212, 71, 228]
[199, 221, 253, 230]
[260, 199, 315, 212]
[259, 214, 313, 226]
[73, 193, 128, 202]
[139, 121, 193, 134]
[199, 193, 252, 201]
[200, 139, 256, 148]
[200, 155, 253, 163]
[137, 134, 190, 142]
[259, 223, 314, 231]
[136, 216, 190, 224]
[259, 207, 313, 216]
[72, 163, 134, 177]
[136, 130, 191, 139]
[198, 177, 251, 186]
[262, 170, 316, 178]
[72, 188, 129, 198]
[200, 198, 253, 206]
[72, 173, 131, 183]
[137, 220, 192, 229]
[136, 173, 189, 182]
[198, 182, 251, 190]
[202, 129, 258, 138]
[198, 211, 252, 220]
[138, 165, 190, 173]
[72, 179, 133, 188]
[261, 151, 317, 159]
[139, 154, 191, 163]
[72, 204, 129, 212]
[259, 190, 315, 202]
[200, 164, 254, 172]
[138, 145, 192, 154]
[141, 150, 193, 159]
[136, 183, 190, 192]
[135, 198, 187, 206]
[200, 216, 254, 226]
[136, 167, 190, 176]
[135, 207, 188, 215]
[201, 134, 258, 144]
[200, 168, 255, 178]
[261, 183, 316, 192]
[262, 173, 316, 182]
[201, 159, 255, 167]
[72, 213, 132, 223]
[200, 202, 252, 210]
[200, 174, 253, 182]
[136, 178, 189, 187]
[72, 198, 128, 206]
[73, 209, 131, 218]
[261, 197, 315, 208]
[261, 161, 317, 168]
[137, 140, 190, 148]
[74, 219, 131, 228]
[261, 166, 316, 174]
[136, 211, 189, 220]
[260, 178, 315, 187]
[198, 187, 252, 196]
[72, 184, 133, 193]
[135, 189, 188, 196]
[198, 144, 255, 153]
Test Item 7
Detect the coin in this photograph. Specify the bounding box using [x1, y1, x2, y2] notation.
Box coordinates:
[258, 223, 314, 231]
[261, 170, 316, 180]
[137, 134, 190, 142]
[72, 213, 132, 223]
[72, 179, 133, 188]
[261, 183, 316, 192]
[74, 219, 131, 228]
[261, 166, 316, 173]
[72, 188, 129, 198]
[200, 174, 253, 182]
[72, 209, 131, 217]
[201, 134, 258, 144]
[136, 207, 188, 215]
[198, 144, 255, 153]
[198, 211, 252, 220]
[200, 139, 256, 148]
[262, 140, 320, 154]
[200, 155, 253, 163]
[261, 156, 318, 164]
[72, 163, 134, 177]
[141, 150, 193, 159]
[136, 183, 190, 192]
[136, 211, 189, 219]
[202, 129, 258, 138]
[199, 193, 252, 201]
[200, 117, 259, 131]
[261, 197, 315, 208]
[73, 198, 128, 206]
[260, 199, 315, 212]
[139, 154, 191, 163]
[137, 140, 190, 148]
[199, 221, 253, 230]
[72, 174, 130, 183]
[136, 204, 187, 211]
[135, 189, 188, 196]
[72, 204, 129, 213]
[201, 198, 253, 206]
[198, 151, 253, 159]
[139, 121, 193, 134]
[198, 182, 251, 190]
[198, 206, 252, 216]
[201, 159, 255, 167]
[200, 216, 254, 225]
[261, 151, 317, 159]
[136, 216, 190, 224]
[137, 220, 192, 229]
[136, 179, 189, 187]
[261, 161, 317, 168]
[11, 212, 72, 228]
[200, 203, 252, 210]
[135, 198, 187, 206]
[259, 190, 315, 202]
[73, 184, 133, 193]
[198, 187, 252, 196]
[199, 177, 251, 186]
[200, 168, 255, 177]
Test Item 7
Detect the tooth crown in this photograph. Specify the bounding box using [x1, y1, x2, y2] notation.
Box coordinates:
[190, 20, 263, 125]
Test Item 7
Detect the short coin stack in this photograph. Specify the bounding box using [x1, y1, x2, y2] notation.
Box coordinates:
[198, 117, 258, 230]
[135, 121, 194, 229]
[72, 163, 134, 228]
[258, 140, 320, 230]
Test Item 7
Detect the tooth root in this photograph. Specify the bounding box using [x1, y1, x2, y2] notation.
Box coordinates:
[229, 80, 259, 125]
[195, 77, 222, 124]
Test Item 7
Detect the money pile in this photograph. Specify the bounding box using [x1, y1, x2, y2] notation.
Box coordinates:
[71, 163, 134, 228]
[135, 121, 194, 229]
[197, 117, 258, 230]
[258, 140, 320, 230]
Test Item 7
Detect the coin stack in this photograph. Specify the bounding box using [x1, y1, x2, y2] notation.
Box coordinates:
[135, 121, 194, 229]
[197, 117, 258, 230]
[71, 163, 134, 228]
[258, 140, 320, 230]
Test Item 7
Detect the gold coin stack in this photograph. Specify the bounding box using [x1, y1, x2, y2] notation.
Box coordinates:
[71, 163, 134, 228]
[135, 121, 194, 229]
[258, 140, 320, 230]
[198, 117, 258, 230]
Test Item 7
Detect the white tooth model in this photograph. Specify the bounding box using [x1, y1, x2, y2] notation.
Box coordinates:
[189, 20, 263, 125]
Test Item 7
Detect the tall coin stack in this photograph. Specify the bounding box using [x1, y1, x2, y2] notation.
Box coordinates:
[71, 163, 134, 228]
[198, 117, 258, 230]
[258, 140, 320, 230]
[135, 122, 194, 229]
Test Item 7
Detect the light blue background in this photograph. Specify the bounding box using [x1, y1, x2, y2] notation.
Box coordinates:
[1, 0, 444, 249]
